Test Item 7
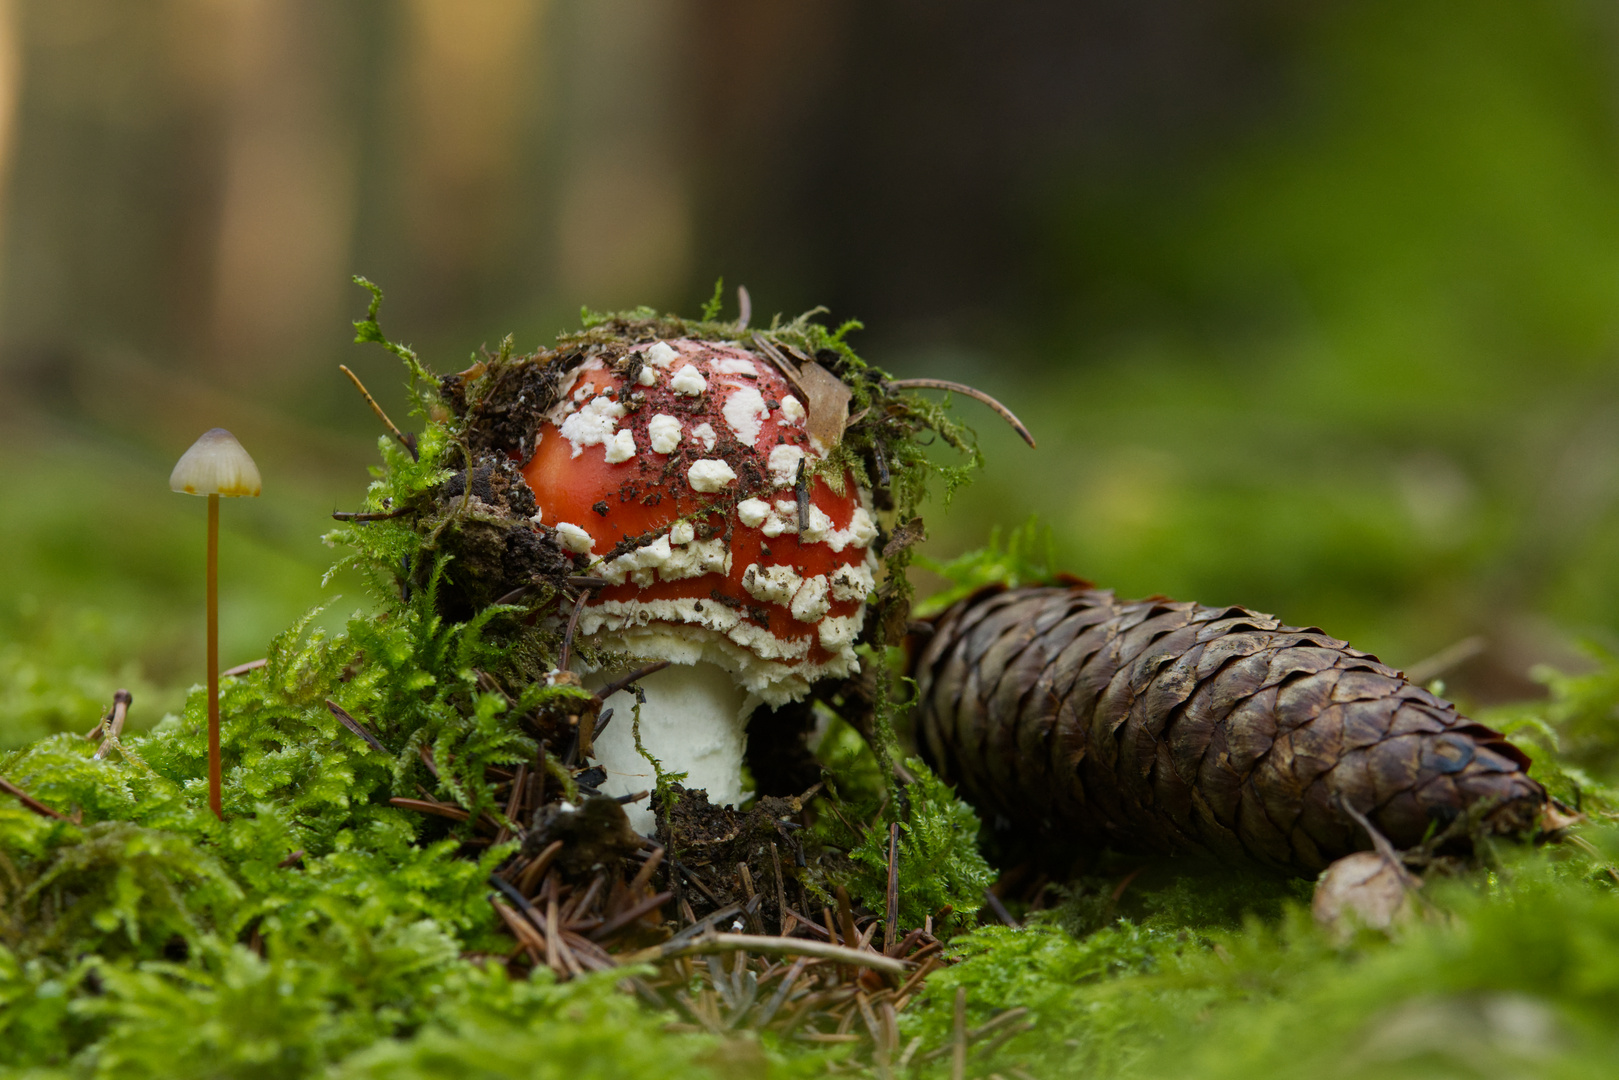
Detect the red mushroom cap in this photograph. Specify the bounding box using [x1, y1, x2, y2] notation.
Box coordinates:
[522, 339, 877, 703]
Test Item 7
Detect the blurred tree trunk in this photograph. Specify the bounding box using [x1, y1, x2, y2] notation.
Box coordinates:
[0, 0, 233, 377]
[208, 0, 368, 392]
[545, 0, 695, 314]
[356, 0, 552, 342]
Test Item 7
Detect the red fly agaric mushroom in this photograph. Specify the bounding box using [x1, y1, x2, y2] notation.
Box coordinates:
[522, 339, 878, 831]
[170, 428, 261, 820]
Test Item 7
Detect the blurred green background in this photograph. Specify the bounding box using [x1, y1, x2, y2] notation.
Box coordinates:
[3, 0, 1619, 745]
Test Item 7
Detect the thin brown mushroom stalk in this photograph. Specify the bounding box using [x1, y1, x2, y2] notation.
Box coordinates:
[170, 427, 262, 820]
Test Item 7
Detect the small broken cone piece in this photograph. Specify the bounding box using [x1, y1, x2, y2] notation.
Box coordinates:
[170, 428, 262, 497]
[1313, 849, 1422, 938]
[522, 339, 878, 831]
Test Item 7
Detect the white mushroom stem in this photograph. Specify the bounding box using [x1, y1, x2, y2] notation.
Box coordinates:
[590, 661, 755, 835]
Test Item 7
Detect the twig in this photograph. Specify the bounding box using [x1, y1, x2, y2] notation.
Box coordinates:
[331, 506, 413, 522]
[971, 1008, 1033, 1045]
[663, 904, 744, 948]
[753, 956, 807, 1027]
[885, 821, 901, 952]
[983, 886, 1019, 928]
[517, 839, 564, 898]
[563, 874, 606, 923]
[492, 585, 533, 606]
[781, 906, 833, 941]
[548, 877, 583, 976]
[897, 955, 942, 1001]
[627, 846, 665, 897]
[326, 700, 387, 754]
[668, 856, 726, 907]
[974, 1019, 1035, 1061]
[389, 797, 470, 822]
[887, 378, 1036, 448]
[620, 932, 909, 974]
[221, 658, 267, 678]
[836, 886, 859, 957]
[558, 588, 593, 673]
[594, 660, 672, 703]
[737, 285, 752, 330]
[590, 890, 673, 941]
[277, 849, 305, 869]
[562, 928, 617, 971]
[0, 776, 66, 820]
[772, 841, 789, 937]
[475, 668, 513, 705]
[495, 763, 528, 845]
[1337, 796, 1418, 874]
[1109, 866, 1147, 904]
[490, 897, 548, 966]
[92, 690, 133, 761]
[339, 364, 417, 460]
[85, 698, 116, 740]
[542, 878, 561, 973]
[1406, 634, 1489, 686]
[858, 992, 893, 1078]
[921, 1007, 1034, 1065]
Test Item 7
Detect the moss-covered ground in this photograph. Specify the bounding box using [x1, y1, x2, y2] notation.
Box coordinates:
[3, 292, 1618, 1078]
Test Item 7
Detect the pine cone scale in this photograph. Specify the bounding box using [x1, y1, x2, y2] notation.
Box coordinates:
[1340, 697, 1398, 749]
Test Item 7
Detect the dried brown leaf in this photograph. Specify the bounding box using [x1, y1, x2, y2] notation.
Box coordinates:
[799, 360, 853, 451]
[1312, 850, 1421, 938]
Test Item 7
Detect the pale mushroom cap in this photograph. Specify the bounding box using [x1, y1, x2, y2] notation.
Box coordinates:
[169, 428, 262, 497]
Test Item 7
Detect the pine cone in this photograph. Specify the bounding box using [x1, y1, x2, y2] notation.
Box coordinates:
[912, 584, 1546, 875]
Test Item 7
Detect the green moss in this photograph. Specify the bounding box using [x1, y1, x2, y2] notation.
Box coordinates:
[10, 281, 1619, 1079]
[807, 710, 993, 933]
[913, 516, 1058, 618]
[887, 829, 1619, 1078]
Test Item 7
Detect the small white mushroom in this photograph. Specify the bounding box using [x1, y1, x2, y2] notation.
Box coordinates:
[169, 427, 261, 822]
[169, 428, 262, 497]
